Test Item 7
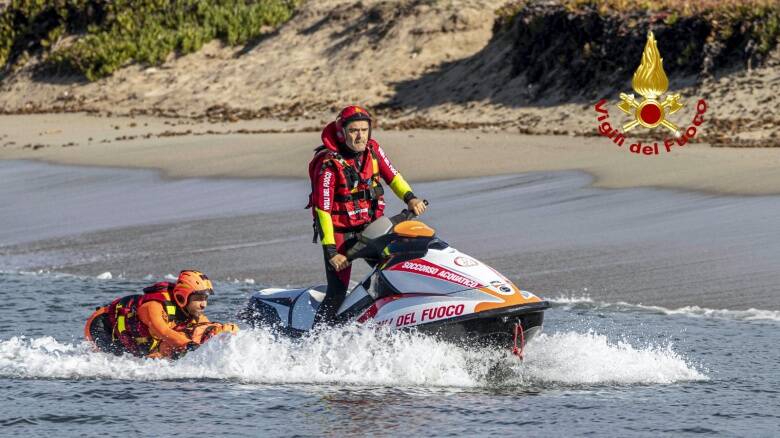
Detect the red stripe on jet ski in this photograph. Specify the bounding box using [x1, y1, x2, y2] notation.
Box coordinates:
[357, 305, 378, 323]
[388, 259, 483, 289]
[356, 293, 436, 323]
[357, 295, 402, 323]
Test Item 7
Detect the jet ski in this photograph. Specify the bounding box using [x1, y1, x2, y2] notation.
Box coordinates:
[241, 209, 549, 349]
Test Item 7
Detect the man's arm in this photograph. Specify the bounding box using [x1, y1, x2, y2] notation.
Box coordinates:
[137, 301, 192, 348]
[313, 164, 339, 260]
[315, 207, 338, 259]
[375, 145, 426, 215]
[374, 145, 414, 200]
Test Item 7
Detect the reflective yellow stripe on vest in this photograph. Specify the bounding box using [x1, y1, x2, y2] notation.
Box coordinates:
[117, 315, 126, 333]
[161, 293, 177, 318]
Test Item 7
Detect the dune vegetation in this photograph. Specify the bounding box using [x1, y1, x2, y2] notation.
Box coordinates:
[497, 0, 780, 57]
[0, 0, 300, 80]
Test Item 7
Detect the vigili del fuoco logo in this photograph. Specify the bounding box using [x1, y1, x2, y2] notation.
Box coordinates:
[594, 32, 708, 156]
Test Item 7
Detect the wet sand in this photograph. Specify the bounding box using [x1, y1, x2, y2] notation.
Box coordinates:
[2, 113, 780, 194]
[2, 161, 779, 310]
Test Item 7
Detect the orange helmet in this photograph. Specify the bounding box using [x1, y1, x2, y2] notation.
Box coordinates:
[335, 105, 372, 143]
[172, 270, 214, 308]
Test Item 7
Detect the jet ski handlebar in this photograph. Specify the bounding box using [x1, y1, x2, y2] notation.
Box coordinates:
[345, 200, 429, 262]
[391, 199, 429, 223]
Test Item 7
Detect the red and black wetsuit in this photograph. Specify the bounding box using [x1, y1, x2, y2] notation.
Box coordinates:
[308, 121, 416, 325]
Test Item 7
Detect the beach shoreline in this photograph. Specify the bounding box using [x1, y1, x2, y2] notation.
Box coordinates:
[2, 113, 780, 195]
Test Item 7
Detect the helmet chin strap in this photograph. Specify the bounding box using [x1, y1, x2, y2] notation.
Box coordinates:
[181, 302, 199, 319]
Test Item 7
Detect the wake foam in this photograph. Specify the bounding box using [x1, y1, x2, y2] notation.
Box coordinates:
[0, 326, 705, 387]
[632, 305, 780, 322]
[513, 331, 706, 386]
[548, 295, 595, 304]
[549, 296, 780, 322]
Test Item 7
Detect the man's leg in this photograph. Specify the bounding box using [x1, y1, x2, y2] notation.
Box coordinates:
[313, 231, 354, 326]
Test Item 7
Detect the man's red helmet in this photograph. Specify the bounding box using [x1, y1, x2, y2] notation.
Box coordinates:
[335, 105, 372, 143]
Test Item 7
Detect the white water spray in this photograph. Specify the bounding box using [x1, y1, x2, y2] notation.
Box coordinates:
[0, 326, 706, 387]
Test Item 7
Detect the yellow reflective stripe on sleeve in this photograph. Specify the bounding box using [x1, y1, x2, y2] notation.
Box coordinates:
[389, 174, 413, 200]
[117, 316, 126, 333]
[315, 207, 336, 245]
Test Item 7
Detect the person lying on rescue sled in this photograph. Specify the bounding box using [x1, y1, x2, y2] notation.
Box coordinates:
[84, 270, 238, 359]
[307, 105, 427, 326]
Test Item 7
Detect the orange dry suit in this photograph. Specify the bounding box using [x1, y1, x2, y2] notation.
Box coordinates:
[84, 282, 237, 359]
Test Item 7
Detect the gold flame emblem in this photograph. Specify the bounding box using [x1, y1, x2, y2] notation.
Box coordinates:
[617, 32, 683, 134]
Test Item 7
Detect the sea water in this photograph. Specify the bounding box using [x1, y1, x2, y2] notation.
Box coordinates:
[2, 161, 779, 436]
[1, 271, 778, 436]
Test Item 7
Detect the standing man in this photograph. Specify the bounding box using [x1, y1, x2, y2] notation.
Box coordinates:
[307, 105, 427, 325]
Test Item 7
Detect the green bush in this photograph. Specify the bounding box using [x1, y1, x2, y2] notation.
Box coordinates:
[495, 0, 780, 57]
[0, 0, 300, 80]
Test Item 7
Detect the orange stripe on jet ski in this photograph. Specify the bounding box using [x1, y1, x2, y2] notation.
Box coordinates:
[474, 285, 542, 312]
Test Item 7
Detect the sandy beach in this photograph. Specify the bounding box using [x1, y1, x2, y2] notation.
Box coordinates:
[2, 113, 780, 195]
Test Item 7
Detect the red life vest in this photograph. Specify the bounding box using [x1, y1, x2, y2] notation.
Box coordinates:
[307, 141, 385, 231]
[105, 282, 183, 357]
